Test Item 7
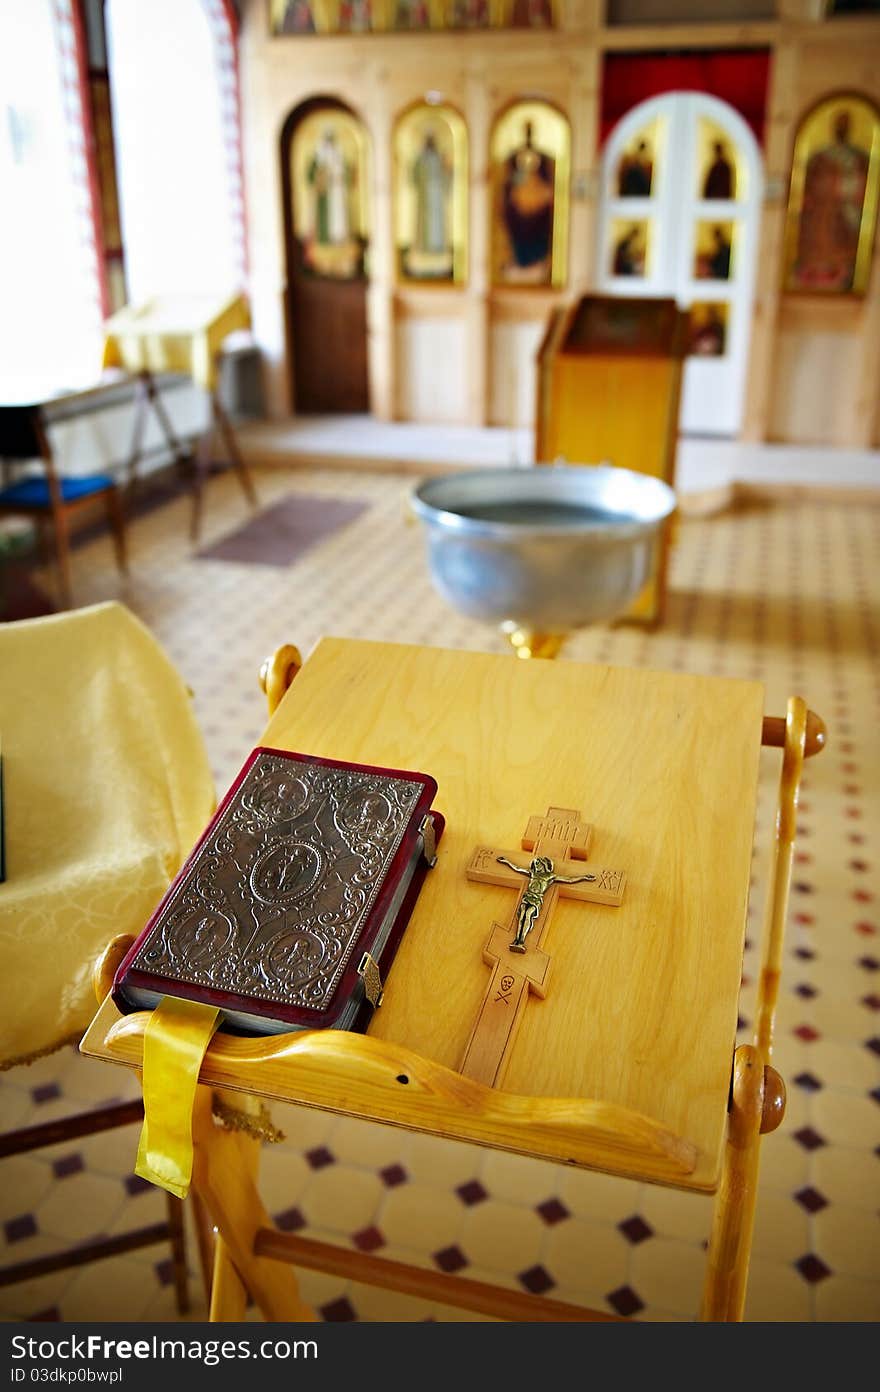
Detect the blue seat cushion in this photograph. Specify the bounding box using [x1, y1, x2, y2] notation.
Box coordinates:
[0, 475, 115, 507]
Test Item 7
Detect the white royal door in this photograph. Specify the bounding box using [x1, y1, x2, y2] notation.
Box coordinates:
[597, 92, 763, 437]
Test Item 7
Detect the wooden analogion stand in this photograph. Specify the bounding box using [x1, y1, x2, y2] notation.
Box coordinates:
[82, 638, 825, 1323]
[535, 295, 686, 625]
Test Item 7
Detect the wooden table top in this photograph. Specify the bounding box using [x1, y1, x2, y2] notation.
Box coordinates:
[82, 636, 765, 1191]
[261, 637, 764, 1188]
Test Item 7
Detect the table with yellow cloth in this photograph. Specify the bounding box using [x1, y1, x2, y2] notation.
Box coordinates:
[102, 294, 251, 394]
[0, 602, 214, 1068]
[101, 294, 257, 537]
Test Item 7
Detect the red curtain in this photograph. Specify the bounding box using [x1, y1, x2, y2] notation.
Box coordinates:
[600, 50, 772, 149]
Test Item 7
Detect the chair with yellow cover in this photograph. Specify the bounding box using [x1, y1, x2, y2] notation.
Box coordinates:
[0, 601, 215, 1311]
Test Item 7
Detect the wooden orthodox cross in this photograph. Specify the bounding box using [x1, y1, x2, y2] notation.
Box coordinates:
[459, 807, 626, 1089]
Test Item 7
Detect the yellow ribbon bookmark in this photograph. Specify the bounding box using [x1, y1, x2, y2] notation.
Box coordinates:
[136, 996, 221, 1198]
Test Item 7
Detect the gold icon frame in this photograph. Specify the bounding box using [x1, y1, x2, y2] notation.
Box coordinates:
[782, 92, 880, 298]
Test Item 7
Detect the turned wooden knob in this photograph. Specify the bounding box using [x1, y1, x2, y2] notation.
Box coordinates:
[761, 711, 827, 758]
[760, 1066, 786, 1134]
[729, 1046, 786, 1143]
[93, 934, 135, 1003]
[259, 644, 302, 716]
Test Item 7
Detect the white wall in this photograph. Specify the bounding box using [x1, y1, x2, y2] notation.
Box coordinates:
[395, 319, 469, 424]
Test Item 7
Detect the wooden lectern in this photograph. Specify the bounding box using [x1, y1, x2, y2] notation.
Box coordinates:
[535, 296, 687, 624]
[82, 638, 824, 1322]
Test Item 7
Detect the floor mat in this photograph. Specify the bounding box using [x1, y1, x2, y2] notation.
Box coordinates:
[195, 491, 369, 567]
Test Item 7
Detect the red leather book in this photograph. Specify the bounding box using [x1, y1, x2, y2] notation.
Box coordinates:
[113, 747, 442, 1034]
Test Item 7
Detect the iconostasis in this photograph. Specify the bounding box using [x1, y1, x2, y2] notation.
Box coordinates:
[271, 0, 559, 33]
[246, 6, 880, 446]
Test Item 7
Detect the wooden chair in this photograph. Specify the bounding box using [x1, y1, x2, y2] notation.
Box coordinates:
[0, 403, 127, 610]
[82, 638, 825, 1322]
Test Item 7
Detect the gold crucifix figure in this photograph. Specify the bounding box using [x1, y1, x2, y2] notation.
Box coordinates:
[496, 854, 599, 952]
[460, 807, 627, 1089]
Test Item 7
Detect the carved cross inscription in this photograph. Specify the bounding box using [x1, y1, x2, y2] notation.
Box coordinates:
[459, 807, 626, 1089]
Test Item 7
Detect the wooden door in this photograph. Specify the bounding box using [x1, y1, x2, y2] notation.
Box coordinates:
[282, 101, 370, 414]
[597, 93, 762, 437]
[287, 245, 369, 413]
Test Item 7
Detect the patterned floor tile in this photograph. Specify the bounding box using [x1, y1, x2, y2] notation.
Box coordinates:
[0, 1158, 54, 1223]
[542, 1216, 628, 1295]
[0, 1236, 81, 1321]
[35, 1172, 126, 1245]
[303, 1165, 383, 1233]
[630, 1237, 706, 1314]
[58, 1254, 163, 1322]
[814, 1273, 880, 1322]
[744, 1257, 814, 1322]
[750, 1188, 810, 1264]
[379, 1184, 465, 1252]
[814, 1206, 880, 1281]
[461, 1201, 545, 1271]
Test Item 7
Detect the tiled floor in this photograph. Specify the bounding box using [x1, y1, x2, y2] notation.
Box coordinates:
[1, 466, 878, 1322]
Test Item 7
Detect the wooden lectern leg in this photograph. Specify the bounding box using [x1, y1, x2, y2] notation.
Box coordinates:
[701, 1046, 766, 1320]
[702, 1048, 787, 1320]
[210, 1234, 249, 1321]
[703, 697, 812, 1320]
[190, 1088, 315, 1323]
[189, 1190, 216, 1308]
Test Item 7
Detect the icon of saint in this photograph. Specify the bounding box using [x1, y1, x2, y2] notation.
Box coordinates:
[792, 108, 871, 292]
[618, 140, 653, 197]
[500, 120, 555, 283]
[689, 305, 726, 357]
[612, 225, 645, 277]
[278, 0, 316, 33]
[696, 225, 731, 280]
[402, 129, 454, 280]
[703, 140, 735, 200]
[413, 133, 451, 257]
[452, 0, 489, 27]
[338, 0, 372, 31]
[394, 0, 430, 26]
[512, 0, 554, 25]
[307, 129, 351, 248]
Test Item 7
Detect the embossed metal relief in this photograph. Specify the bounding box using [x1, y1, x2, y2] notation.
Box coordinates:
[132, 755, 423, 1010]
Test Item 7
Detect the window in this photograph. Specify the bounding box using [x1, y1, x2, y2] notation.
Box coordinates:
[106, 0, 243, 303]
[0, 0, 105, 392]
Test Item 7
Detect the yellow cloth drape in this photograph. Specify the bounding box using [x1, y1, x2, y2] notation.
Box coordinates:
[136, 997, 220, 1197]
[0, 602, 215, 1068]
[102, 293, 250, 393]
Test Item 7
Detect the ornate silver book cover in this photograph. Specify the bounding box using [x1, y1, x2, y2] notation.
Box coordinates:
[128, 752, 426, 1014]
